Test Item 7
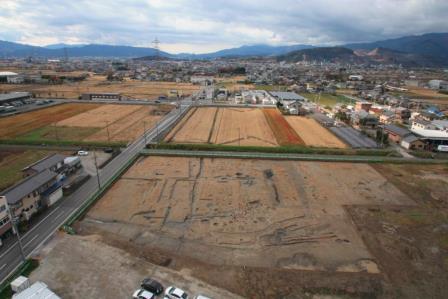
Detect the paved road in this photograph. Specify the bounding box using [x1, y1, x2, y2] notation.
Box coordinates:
[0, 99, 193, 284]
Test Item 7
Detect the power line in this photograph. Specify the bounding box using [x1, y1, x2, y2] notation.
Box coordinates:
[152, 37, 160, 58]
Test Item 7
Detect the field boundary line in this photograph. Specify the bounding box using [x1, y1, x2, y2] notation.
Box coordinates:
[141, 149, 448, 165]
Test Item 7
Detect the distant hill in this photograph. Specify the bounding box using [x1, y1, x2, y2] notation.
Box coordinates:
[0, 41, 169, 58]
[183, 44, 315, 59]
[345, 33, 448, 64]
[44, 43, 87, 49]
[277, 46, 445, 67]
[278, 47, 359, 63]
[0, 32, 447, 65]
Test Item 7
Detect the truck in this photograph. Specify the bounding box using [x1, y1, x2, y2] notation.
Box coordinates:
[437, 145, 448, 152]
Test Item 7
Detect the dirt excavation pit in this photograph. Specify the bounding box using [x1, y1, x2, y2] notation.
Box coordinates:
[82, 157, 414, 276]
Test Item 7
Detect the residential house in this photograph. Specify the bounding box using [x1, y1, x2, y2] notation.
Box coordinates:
[0, 196, 11, 239]
[379, 110, 396, 124]
[22, 154, 65, 177]
[401, 135, 425, 150]
[352, 110, 378, 128]
[355, 102, 372, 112]
[383, 124, 412, 144]
[0, 169, 60, 221]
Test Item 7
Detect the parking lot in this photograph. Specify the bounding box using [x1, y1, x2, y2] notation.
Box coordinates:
[30, 234, 242, 299]
[329, 126, 378, 148]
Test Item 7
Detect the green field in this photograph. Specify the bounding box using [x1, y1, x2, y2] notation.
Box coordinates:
[15, 126, 101, 143]
[299, 93, 355, 107]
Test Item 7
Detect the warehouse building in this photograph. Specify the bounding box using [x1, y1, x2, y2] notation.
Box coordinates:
[81, 93, 121, 101]
[0, 71, 23, 84]
[0, 92, 32, 106]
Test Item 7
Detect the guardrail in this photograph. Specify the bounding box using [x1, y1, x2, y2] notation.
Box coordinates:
[141, 149, 448, 164]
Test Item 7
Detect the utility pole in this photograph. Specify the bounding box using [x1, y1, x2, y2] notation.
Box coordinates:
[53, 123, 59, 142]
[93, 151, 101, 189]
[105, 121, 111, 143]
[4, 200, 26, 262]
[143, 121, 147, 144]
[238, 127, 241, 146]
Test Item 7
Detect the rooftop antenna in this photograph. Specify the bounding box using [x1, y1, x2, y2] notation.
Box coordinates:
[152, 37, 160, 59]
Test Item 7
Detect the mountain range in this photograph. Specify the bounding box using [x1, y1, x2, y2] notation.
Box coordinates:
[0, 33, 447, 66]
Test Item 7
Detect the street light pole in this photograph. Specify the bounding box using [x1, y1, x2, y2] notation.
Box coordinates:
[5, 202, 26, 262]
[143, 121, 147, 144]
[105, 121, 111, 143]
[93, 151, 101, 190]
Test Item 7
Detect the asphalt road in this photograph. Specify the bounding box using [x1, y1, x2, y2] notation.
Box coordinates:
[0, 99, 193, 284]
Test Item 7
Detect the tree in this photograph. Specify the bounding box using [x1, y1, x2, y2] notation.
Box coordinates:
[376, 129, 389, 146]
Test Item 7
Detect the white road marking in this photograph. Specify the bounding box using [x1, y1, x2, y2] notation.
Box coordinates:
[24, 234, 39, 248]
[52, 211, 66, 222]
[0, 264, 7, 271]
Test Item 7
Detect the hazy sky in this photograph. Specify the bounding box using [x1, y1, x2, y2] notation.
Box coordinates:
[1, 0, 447, 53]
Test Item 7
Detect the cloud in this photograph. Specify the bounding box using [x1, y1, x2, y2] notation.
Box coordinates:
[0, 0, 447, 53]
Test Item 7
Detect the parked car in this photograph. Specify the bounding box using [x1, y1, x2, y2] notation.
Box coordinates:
[103, 147, 114, 154]
[194, 295, 212, 299]
[141, 278, 164, 295]
[77, 150, 89, 156]
[165, 286, 188, 299]
[133, 289, 155, 299]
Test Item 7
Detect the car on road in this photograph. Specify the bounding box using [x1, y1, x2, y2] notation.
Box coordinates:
[77, 150, 89, 156]
[165, 286, 188, 299]
[141, 278, 164, 295]
[133, 289, 155, 299]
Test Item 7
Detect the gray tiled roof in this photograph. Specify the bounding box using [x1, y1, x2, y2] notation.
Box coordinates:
[23, 154, 65, 173]
[1, 169, 57, 205]
[384, 124, 411, 137]
[0, 92, 30, 102]
[402, 134, 420, 143]
[269, 91, 305, 101]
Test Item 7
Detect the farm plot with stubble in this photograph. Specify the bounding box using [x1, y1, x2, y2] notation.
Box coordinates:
[166, 107, 304, 147]
[80, 156, 416, 297]
[285, 116, 347, 148]
[0, 103, 172, 144]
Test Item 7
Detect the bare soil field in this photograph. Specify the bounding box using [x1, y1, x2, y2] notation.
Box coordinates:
[78, 156, 418, 297]
[347, 164, 448, 298]
[0, 76, 200, 99]
[166, 107, 279, 146]
[286, 116, 347, 148]
[0, 103, 100, 139]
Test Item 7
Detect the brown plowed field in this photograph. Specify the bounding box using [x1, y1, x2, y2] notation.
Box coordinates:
[56, 104, 141, 127]
[84, 105, 171, 142]
[59, 104, 173, 142]
[0, 76, 200, 99]
[286, 116, 347, 148]
[0, 103, 172, 143]
[165, 107, 218, 144]
[166, 107, 279, 147]
[0, 103, 100, 138]
[263, 108, 304, 145]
